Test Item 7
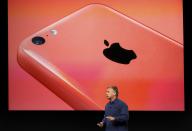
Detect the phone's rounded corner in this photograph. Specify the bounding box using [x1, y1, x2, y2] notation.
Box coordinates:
[83, 3, 111, 11]
[16, 38, 30, 69]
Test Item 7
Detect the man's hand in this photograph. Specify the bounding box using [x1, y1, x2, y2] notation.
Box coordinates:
[97, 122, 104, 128]
[106, 116, 115, 121]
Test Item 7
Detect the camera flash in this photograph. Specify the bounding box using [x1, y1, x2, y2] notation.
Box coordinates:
[50, 29, 58, 36]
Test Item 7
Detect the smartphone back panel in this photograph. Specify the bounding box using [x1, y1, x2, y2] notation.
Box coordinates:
[18, 4, 183, 110]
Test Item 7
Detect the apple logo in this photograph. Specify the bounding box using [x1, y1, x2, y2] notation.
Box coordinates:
[103, 40, 137, 64]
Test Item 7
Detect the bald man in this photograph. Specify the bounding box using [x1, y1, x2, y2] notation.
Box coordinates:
[97, 86, 129, 131]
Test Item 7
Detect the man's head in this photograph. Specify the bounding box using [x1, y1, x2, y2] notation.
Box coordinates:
[106, 85, 119, 100]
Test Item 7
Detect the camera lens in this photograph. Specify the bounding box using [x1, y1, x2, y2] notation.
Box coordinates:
[32, 36, 45, 45]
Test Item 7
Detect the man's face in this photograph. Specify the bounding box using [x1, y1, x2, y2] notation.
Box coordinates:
[106, 88, 115, 99]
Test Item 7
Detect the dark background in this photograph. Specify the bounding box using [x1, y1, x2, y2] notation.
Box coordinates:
[1, 0, 192, 131]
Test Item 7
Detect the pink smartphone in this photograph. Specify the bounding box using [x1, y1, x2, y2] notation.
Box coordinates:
[17, 4, 184, 110]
